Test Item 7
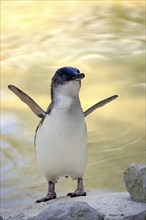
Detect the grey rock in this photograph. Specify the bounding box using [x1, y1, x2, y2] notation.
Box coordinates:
[1, 192, 146, 220]
[90, 192, 146, 220]
[29, 201, 103, 220]
[124, 163, 146, 203]
[0, 216, 3, 220]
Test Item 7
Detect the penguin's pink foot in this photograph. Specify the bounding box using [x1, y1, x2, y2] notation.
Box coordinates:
[35, 193, 56, 203]
[35, 181, 56, 203]
[67, 190, 86, 197]
[67, 178, 86, 198]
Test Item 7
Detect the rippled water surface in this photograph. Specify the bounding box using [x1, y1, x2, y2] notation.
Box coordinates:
[1, 1, 145, 208]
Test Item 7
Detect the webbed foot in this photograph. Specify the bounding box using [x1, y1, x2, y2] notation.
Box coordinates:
[67, 178, 86, 198]
[35, 181, 56, 203]
[67, 190, 86, 197]
[35, 193, 56, 203]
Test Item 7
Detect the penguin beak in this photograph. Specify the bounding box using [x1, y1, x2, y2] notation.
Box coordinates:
[73, 73, 85, 81]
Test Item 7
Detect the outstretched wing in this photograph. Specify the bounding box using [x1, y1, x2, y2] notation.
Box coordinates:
[84, 95, 118, 117]
[8, 85, 46, 118]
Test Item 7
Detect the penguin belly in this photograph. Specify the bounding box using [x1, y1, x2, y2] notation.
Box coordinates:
[35, 110, 87, 182]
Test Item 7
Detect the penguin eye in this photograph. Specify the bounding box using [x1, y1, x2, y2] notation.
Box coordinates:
[61, 74, 66, 78]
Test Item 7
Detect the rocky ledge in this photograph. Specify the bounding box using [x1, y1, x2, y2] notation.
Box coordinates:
[1, 163, 146, 220]
[1, 192, 146, 220]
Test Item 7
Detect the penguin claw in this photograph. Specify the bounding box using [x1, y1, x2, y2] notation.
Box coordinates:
[35, 194, 56, 203]
[67, 191, 86, 197]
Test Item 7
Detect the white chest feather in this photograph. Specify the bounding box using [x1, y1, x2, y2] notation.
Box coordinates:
[35, 97, 87, 182]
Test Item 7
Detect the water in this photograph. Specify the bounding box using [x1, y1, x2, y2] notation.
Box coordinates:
[1, 1, 145, 208]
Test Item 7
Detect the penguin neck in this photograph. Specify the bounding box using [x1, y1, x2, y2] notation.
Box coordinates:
[50, 86, 80, 110]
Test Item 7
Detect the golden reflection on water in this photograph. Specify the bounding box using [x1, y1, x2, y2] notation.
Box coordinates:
[1, 1, 145, 208]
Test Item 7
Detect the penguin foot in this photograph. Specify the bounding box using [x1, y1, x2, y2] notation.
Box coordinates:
[67, 178, 86, 197]
[35, 193, 56, 203]
[67, 190, 86, 197]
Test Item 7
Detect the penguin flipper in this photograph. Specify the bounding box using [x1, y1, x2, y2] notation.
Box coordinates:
[84, 95, 118, 117]
[8, 85, 46, 118]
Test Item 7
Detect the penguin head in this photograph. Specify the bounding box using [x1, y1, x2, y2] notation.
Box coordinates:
[51, 67, 85, 98]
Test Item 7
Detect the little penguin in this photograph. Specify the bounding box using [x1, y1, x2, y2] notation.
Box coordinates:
[8, 66, 118, 203]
